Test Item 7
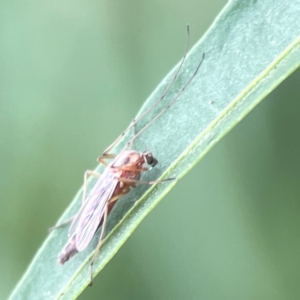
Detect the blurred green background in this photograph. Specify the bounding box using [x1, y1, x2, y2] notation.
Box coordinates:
[1, 1, 300, 299]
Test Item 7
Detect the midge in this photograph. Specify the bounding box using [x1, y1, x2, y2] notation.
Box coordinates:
[51, 25, 205, 285]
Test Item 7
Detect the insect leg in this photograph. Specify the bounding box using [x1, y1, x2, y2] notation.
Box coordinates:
[89, 187, 131, 285]
[128, 119, 137, 150]
[48, 217, 75, 232]
[97, 153, 116, 165]
[109, 186, 131, 204]
[126, 52, 205, 148]
[101, 25, 191, 156]
[117, 177, 176, 185]
[113, 165, 148, 173]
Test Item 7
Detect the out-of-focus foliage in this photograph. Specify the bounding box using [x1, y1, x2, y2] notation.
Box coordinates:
[2, 1, 300, 299]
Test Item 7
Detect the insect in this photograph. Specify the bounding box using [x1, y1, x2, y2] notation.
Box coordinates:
[51, 25, 205, 285]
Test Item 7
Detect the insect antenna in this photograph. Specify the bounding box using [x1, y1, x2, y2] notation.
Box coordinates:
[102, 25, 191, 155]
[125, 52, 205, 148]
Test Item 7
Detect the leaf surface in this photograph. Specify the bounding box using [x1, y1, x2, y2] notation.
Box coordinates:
[9, 1, 300, 299]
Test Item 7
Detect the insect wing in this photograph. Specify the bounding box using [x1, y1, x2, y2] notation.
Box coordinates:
[68, 170, 114, 236]
[69, 171, 118, 252]
[76, 177, 118, 252]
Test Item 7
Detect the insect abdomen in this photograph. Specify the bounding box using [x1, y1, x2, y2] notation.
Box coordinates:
[59, 237, 78, 264]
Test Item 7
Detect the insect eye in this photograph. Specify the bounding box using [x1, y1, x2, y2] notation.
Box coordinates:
[145, 152, 158, 167]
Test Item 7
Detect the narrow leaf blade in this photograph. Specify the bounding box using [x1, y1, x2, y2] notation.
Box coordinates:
[9, 1, 300, 299]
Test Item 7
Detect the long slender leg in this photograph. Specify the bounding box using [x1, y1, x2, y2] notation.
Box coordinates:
[98, 118, 137, 160]
[101, 26, 191, 157]
[125, 53, 205, 149]
[108, 186, 131, 204]
[97, 153, 116, 165]
[113, 165, 148, 173]
[88, 187, 131, 285]
[117, 177, 176, 185]
[128, 119, 137, 150]
[88, 176, 174, 284]
[48, 217, 75, 232]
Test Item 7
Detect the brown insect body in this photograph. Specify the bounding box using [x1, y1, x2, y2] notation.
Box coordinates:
[58, 150, 158, 265]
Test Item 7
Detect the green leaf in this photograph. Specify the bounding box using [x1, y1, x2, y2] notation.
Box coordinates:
[9, 1, 300, 299]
